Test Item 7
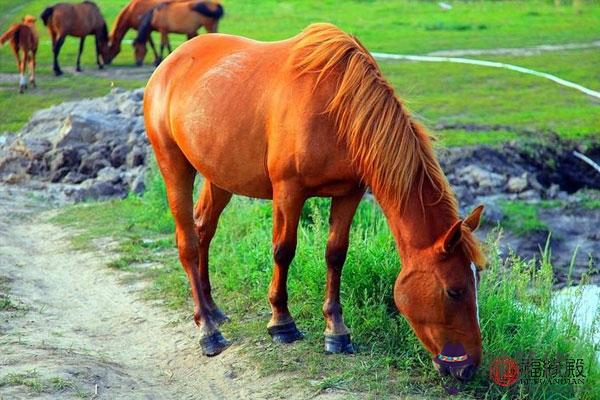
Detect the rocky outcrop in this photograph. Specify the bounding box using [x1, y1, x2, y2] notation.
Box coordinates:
[0, 88, 147, 201]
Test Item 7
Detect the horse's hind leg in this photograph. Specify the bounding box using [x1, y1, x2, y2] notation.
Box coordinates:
[322, 189, 364, 354]
[194, 181, 232, 325]
[76, 36, 85, 72]
[267, 183, 305, 343]
[28, 50, 36, 88]
[19, 51, 28, 93]
[151, 137, 230, 356]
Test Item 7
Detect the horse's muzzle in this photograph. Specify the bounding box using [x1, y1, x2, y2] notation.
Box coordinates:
[433, 361, 478, 382]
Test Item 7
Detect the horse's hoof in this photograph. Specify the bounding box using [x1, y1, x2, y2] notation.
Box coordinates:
[19, 87, 25, 94]
[30, 80, 36, 88]
[324, 333, 354, 354]
[54, 70, 63, 76]
[268, 321, 303, 344]
[200, 331, 230, 357]
[211, 308, 230, 326]
[135, 61, 143, 67]
[76, 67, 82, 72]
[98, 65, 104, 70]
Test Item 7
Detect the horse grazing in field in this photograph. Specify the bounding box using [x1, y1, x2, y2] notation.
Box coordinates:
[41, 1, 109, 76]
[0, 15, 39, 93]
[106, 0, 178, 65]
[133, 0, 223, 66]
[144, 23, 486, 382]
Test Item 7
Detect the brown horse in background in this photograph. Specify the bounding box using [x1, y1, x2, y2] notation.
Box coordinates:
[133, 0, 223, 65]
[144, 23, 485, 382]
[0, 15, 38, 93]
[106, 0, 179, 65]
[41, 1, 109, 76]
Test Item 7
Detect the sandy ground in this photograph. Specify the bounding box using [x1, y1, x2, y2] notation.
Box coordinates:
[0, 187, 299, 400]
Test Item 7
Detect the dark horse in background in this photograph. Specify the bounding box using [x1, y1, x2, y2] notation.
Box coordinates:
[133, 0, 223, 66]
[41, 1, 110, 76]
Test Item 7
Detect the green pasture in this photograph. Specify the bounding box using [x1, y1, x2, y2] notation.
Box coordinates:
[52, 169, 600, 399]
[1, 0, 599, 142]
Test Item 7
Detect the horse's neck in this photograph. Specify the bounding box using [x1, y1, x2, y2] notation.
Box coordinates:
[111, 8, 130, 42]
[374, 178, 458, 259]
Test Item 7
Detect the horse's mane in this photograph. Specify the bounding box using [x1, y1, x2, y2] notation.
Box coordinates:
[134, 7, 155, 45]
[110, 2, 131, 41]
[292, 23, 485, 267]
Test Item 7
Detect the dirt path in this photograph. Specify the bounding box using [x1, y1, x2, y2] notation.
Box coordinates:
[0, 187, 284, 399]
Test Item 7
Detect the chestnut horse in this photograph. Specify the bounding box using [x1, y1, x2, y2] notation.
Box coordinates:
[41, 1, 109, 76]
[0, 15, 39, 93]
[133, 0, 223, 65]
[106, 0, 178, 65]
[144, 23, 486, 381]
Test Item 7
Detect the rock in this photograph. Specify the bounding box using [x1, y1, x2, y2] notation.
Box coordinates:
[456, 165, 506, 191]
[130, 172, 145, 194]
[96, 166, 123, 184]
[507, 173, 528, 193]
[126, 146, 145, 167]
[110, 144, 129, 167]
[546, 183, 560, 199]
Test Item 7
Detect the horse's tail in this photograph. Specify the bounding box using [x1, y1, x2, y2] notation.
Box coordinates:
[40, 6, 54, 26]
[191, 2, 224, 20]
[134, 8, 155, 45]
[0, 23, 19, 46]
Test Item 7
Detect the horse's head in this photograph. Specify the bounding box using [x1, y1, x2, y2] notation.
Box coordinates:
[132, 39, 147, 66]
[104, 38, 120, 64]
[394, 205, 484, 381]
[22, 15, 37, 25]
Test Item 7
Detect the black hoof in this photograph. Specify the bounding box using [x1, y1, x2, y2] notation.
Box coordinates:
[268, 321, 303, 344]
[324, 333, 354, 354]
[200, 331, 230, 357]
[211, 308, 230, 326]
[76, 67, 82, 72]
[54, 70, 63, 76]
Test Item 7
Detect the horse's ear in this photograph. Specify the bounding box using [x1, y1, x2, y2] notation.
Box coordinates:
[464, 205, 484, 232]
[437, 220, 463, 254]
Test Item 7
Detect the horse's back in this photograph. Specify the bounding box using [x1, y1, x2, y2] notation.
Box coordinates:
[50, 2, 105, 36]
[145, 33, 355, 199]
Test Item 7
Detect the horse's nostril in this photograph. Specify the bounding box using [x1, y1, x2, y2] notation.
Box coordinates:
[453, 365, 476, 381]
[433, 361, 450, 376]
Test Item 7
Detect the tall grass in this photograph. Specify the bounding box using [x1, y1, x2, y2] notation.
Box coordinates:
[55, 166, 600, 398]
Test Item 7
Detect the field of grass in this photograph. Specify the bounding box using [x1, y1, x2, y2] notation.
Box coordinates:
[3, 2, 599, 397]
[52, 169, 600, 399]
[1, 0, 599, 142]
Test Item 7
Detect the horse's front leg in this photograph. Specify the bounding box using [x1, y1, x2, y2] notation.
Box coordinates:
[148, 34, 159, 64]
[323, 189, 364, 353]
[52, 34, 66, 76]
[267, 184, 305, 343]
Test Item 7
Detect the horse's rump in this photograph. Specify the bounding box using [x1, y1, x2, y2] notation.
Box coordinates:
[190, 1, 224, 19]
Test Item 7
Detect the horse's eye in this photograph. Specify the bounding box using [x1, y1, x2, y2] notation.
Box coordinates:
[446, 288, 464, 300]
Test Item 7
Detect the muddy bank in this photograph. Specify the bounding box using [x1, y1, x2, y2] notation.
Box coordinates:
[0, 90, 597, 285]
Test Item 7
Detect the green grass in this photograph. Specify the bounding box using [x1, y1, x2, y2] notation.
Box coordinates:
[52, 166, 600, 399]
[0, 371, 44, 393]
[500, 201, 549, 235]
[1, 1, 599, 144]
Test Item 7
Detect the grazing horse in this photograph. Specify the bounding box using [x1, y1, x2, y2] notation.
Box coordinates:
[0, 15, 39, 93]
[105, 0, 179, 65]
[41, 1, 109, 76]
[144, 23, 486, 381]
[133, 0, 223, 66]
